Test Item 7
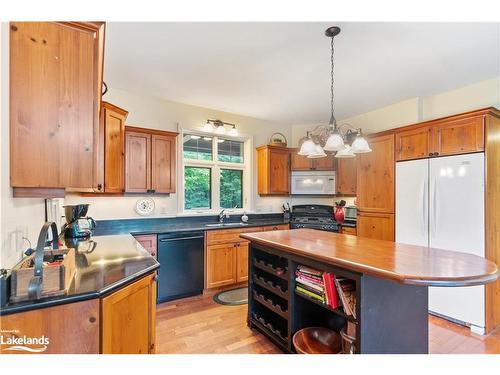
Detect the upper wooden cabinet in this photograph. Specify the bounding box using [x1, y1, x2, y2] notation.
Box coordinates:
[357, 133, 395, 213]
[395, 125, 432, 161]
[291, 149, 336, 171]
[336, 157, 357, 195]
[125, 126, 178, 194]
[97, 102, 128, 193]
[395, 111, 486, 161]
[10, 22, 105, 196]
[257, 145, 290, 196]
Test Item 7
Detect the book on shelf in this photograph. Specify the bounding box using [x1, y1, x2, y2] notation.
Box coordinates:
[334, 277, 357, 319]
[295, 265, 342, 310]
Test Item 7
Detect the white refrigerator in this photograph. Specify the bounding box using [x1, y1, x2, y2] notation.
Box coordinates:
[396, 153, 485, 333]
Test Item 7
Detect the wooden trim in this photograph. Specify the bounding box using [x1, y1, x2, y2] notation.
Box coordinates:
[125, 125, 178, 138]
[12, 187, 65, 198]
[485, 113, 500, 333]
[102, 101, 129, 117]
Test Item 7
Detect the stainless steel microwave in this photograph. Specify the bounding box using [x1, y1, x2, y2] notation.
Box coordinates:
[291, 171, 336, 195]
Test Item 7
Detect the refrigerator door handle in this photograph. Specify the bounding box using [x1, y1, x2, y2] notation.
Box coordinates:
[431, 177, 438, 236]
[419, 180, 425, 236]
[422, 179, 427, 236]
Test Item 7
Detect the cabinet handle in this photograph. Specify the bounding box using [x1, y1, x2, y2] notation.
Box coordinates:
[89, 316, 96, 323]
[97, 184, 102, 191]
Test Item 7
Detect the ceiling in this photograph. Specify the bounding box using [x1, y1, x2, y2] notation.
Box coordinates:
[104, 22, 499, 124]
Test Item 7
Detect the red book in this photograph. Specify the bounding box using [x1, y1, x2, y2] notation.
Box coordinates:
[324, 273, 339, 309]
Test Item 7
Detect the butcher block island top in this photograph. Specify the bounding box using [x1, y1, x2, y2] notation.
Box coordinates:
[240, 229, 498, 287]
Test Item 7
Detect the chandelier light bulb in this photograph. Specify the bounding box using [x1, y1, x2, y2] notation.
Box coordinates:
[323, 131, 345, 152]
[335, 145, 356, 158]
[351, 134, 372, 153]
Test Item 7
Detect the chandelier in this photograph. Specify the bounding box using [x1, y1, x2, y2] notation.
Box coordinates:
[298, 26, 371, 159]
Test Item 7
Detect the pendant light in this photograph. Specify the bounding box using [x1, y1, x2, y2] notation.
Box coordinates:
[351, 130, 372, 153]
[297, 26, 372, 158]
[298, 131, 317, 156]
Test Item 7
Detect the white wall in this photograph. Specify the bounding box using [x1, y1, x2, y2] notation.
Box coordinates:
[64, 87, 293, 219]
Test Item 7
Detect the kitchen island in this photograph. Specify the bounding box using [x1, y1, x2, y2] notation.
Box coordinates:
[240, 229, 499, 354]
[0, 235, 159, 354]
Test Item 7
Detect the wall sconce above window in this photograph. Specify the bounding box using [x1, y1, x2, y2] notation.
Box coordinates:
[202, 119, 238, 137]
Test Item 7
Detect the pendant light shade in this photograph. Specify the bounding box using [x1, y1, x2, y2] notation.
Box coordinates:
[214, 124, 226, 135]
[203, 121, 214, 132]
[351, 134, 372, 153]
[228, 125, 238, 137]
[298, 132, 316, 156]
[307, 144, 327, 159]
[335, 145, 355, 158]
[323, 131, 345, 152]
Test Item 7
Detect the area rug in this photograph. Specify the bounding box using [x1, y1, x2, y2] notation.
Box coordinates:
[213, 287, 248, 305]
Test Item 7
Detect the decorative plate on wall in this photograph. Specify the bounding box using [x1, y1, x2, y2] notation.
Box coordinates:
[135, 198, 155, 216]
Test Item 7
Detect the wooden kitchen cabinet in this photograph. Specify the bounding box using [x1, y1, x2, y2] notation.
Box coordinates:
[133, 234, 157, 257]
[206, 243, 238, 288]
[336, 157, 357, 195]
[432, 116, 484, 157]
[236, 242, 249, 283]
[10, 22, 105, 196]
[356, 133, 395, 213]
[290, 149, 336, 171]
[0, 299, 100, 354]
[340, 226, 357, 236]
[395, 112, 485, 161]
[97, 102, 128, 193]
[125, 126, 178, 193]
[102, 274, 157, 354]
[357, 212, 394, 241]
[257, 145, 290, 196]
[262, 224, 290, 231]
[395, 125, 432, 161]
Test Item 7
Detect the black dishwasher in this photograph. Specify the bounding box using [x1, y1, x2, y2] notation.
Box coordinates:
[157, 231, 204, 303]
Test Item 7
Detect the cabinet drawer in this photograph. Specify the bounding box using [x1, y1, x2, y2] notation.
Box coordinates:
[262, 224, 289, 231]
[357, 212, 394, 241]
[206, 227, 260, 245]
[341, 226, 357, 236]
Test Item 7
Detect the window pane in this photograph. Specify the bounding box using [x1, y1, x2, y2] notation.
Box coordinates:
[220, 169, 243, 209]
[183, 135, 213, 161]
[184, 167, 211, 209]
[217, 139, 244, 163]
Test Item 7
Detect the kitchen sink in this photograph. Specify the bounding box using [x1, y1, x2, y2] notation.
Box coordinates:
[205, 222, 249, 227]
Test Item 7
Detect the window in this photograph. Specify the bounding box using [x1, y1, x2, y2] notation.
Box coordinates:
[182, 133, 247, 212]
[184, 166, 211, 210]
[220, 169, 242, 208]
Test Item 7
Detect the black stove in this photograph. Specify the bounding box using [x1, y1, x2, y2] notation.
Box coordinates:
[290, 204, 339, 232]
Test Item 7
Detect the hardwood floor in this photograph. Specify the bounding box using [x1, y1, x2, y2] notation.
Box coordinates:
[156, 292, 500, 354]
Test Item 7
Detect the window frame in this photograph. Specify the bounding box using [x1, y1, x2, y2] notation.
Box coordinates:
[179, 128, 251, 215]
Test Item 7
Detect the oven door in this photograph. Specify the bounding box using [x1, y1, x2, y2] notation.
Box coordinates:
[291, 172, 336, 195]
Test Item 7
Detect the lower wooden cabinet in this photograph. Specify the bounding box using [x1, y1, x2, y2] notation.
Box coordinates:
[205, 224, 289, 289]
[357, 212, 395, 241]
[0, 273, 156, 354]
[102, 274, 157, 354]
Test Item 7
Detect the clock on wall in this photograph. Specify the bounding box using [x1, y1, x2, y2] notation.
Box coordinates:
[135, 198, 155, 216]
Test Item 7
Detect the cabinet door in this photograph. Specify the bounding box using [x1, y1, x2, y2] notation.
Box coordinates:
[395, 126, 432, 161]
[432, 116, 484, 157]
[0, 299, 99, 354]
[103, 103, 127, 193]
[206, 244, 237, 288]
[151, 134, 176, 193]
[268, 148, 290, 195]
[10, 22, 103, 190]
[236, 242, 249, 283]
[336, 157, 357, 195]
[102, 274, 156, 354]
[356, 134, 395, 213]
[313, 154, 336, 171]
[125, 131, 151, 192]
[133, 234, 157, 257]
[357, 212, 394, 241]
[291, 150, 312, 171]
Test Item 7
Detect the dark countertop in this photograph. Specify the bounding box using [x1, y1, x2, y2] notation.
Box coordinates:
[1, 235, 159, 316]
[93, 214, 289, 236]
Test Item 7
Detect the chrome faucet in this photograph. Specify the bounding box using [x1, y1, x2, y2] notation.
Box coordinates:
[219, 209, 229, 223]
